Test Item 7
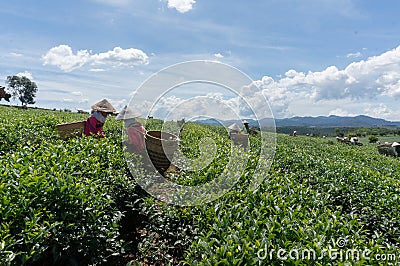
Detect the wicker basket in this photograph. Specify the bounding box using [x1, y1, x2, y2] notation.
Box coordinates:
[56, 120, 86, 140]
[377, 144, 397, 157]
[145, 130, 179, 172]
[230, 133, 249, 147]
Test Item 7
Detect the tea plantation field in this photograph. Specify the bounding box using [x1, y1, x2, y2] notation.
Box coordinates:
[1, 105, 400, 265]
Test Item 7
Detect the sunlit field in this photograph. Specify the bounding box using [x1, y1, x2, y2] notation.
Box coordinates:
[1, 105, 400, 265]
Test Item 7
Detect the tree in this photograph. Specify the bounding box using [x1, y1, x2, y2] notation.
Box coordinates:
[348, 132, 358, 138]
[6, 75, 38, 106]
[334, 128, 344, 137]
[369, 135, 379, 143]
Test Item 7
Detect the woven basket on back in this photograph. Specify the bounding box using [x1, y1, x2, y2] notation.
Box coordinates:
[56, 120, 86, 140]
[230, 133, 249, 148]
[377, 144, 397, 157]
[145, 130, 179, 172]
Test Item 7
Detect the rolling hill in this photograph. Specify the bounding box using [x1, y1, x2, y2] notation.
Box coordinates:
[195, 115, 400, 127]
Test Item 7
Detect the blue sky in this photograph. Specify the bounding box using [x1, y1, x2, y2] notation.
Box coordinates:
[1, 0, 400, 120]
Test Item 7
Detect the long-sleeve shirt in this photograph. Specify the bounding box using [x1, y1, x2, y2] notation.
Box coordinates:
[126, 121, 146, 153]
[84, 115, 105, 138]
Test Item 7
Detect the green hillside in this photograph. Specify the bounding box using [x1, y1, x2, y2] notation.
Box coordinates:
[1, 106, 399, 265]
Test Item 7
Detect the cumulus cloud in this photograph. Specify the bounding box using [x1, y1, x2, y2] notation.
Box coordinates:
[214, 53, 224, 59]
[167, 0, 196, 13]
[138, 93, 244, 121]
[257, 45, 400, 103]
[91, 47, 149, 66]
[246, 45, 400, 119]
[42, 45, 149, 72]
[42, 45, 90, 72]
[123, 45, 400, 120]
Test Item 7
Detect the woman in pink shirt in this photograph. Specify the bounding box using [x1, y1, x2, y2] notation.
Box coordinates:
[84, 99, 116, 138]
[115, 105, 146, 154]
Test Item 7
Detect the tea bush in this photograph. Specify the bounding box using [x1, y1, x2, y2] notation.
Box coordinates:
[1, 105, 400, 265]
[0, 106, 139, 265]
[184, 136, 400, 265]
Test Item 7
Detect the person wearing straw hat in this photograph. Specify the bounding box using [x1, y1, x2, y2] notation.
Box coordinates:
[84, 99, 116, 138]
[115, 105, 146, 154]
[228, 123, 241, 139]
[392, 142, 400, 157]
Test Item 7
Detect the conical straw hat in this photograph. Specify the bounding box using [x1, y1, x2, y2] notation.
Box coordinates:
[392, 142, 400, 147]
[91, 99, 116, 113]
[228, 123, 241, 131]
[115, 105, 142, 120]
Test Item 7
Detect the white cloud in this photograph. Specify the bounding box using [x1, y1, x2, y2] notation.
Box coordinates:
[102, 45, 400, 121]
[91, 47, 149, 67]
[138, 93, 243, 121]
[346, 51, 362, 58]
[38, 44, 400, 121]
[71, 91, 82, 96]
[42, 45, 148, 72]
[258, 45, 400, 102]
[89, 68, 106, 72]
[10, 52, 23, 57]
[328, 108, 358, 117]
[214, 53, 224, 59]
[62, 98, 74, 102]
[42, 45, 90, 72]
[364, 103, 393, 119]
[167, 0, 196, 13]
[249, 45, 400, 119]
[109, 99, 128, 112]
[16, 71, 34, 81]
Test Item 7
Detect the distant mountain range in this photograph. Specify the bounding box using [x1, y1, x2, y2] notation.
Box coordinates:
[274, 115, 400, 127]
[194, 115, 400, 127]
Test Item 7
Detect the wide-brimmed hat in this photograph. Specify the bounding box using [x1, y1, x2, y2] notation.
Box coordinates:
[228, 123, 241, 131]
[115, 105, 141, 120]
[91, 99, 116, 113]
